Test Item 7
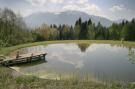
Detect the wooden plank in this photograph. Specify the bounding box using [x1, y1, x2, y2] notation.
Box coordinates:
[3, 52, 47, 61]
[0, 52, 47, 66]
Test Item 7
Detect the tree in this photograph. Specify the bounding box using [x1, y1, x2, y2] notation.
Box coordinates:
[74, 18, 81, 39]
[87, 19, 95, 39]
[95, 22, 105, 40]
[61, 25, 70, 40]
[58, 25, 62, 40]
[68, 26, 74, 39]
[79, 21, 88, 39]
[121, 22, 135, 41]
[109, 23, 121, 40]
[0, 8, 33, 46]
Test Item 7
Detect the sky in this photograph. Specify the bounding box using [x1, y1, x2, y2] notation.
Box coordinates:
[0, 0, 135, 21]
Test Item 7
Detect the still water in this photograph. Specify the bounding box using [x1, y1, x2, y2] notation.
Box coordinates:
[11, 43, 135, 82]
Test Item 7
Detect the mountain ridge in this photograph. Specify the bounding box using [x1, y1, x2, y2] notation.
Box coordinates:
[24, 10, 118, 27]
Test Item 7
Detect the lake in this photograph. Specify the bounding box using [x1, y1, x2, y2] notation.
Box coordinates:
[10, 43, 135, 82]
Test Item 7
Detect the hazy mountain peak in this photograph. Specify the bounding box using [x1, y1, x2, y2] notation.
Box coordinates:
[24, 10, 113, 27]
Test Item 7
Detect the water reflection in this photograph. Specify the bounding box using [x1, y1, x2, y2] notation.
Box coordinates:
[14, 59, 47, 68]
[10, 43, 135, 82]
[77, 43, 90, 52]
[128, 47, 135, 64]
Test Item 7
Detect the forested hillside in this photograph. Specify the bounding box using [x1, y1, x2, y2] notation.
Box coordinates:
[0, 8, 135, 48]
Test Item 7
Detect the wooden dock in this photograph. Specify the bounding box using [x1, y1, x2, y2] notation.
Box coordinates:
[0, 52, 47, 66]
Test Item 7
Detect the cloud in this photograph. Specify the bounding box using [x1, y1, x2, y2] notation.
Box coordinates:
[27, 0, 47, 6]
[50, 0, 64, 4]
[62, 0, 104, 17]
[26, 0, 64, 6]
[110, 5, 124, 12]
[63, 3, 101, 12]
[25, 0, 104, 17]
[0, 0, 135, 20]
[108, 4, 135, 20]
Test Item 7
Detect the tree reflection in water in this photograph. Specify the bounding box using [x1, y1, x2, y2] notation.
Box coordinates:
[128, 47, 135, 64]
[77, 43, 90, 52]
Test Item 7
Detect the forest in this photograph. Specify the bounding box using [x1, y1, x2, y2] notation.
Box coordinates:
[0, 8, 135, 47]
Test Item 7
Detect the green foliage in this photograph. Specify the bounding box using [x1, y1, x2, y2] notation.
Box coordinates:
[74, 19, 81, 39]
[0, 8, 33, 47]
[109, 23, 122, 40]
[87, 23, 95, 40]
[32, 24, 59, 41]
[121, 21, 135, 41]
[95, 22, 105, 40]
[71, 18, 135, 41]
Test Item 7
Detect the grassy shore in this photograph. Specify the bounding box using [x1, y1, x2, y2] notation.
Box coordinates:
[0, 40, 135, 89]
[0, 40, 135, 55]
[0, 66, 135, 89]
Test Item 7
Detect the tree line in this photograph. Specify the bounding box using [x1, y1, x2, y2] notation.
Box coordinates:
[0, 8, 135, 47]
[33, 17, 135, 41]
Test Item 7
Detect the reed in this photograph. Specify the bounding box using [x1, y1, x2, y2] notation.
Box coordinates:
[0, 66, 135, 89]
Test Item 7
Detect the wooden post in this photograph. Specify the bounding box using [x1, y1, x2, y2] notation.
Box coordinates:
[43, 54, 46, 60]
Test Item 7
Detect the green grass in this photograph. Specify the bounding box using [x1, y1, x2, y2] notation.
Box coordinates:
[0, 66, 135, 89]
[0, 40, 135, 55]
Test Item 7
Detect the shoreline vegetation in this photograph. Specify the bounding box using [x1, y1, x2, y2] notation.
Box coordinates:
[0, 66, 135, 89]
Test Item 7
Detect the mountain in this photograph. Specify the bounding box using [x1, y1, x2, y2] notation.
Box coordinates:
[115, 19, 127, 24]
[24, 10, 113, 27]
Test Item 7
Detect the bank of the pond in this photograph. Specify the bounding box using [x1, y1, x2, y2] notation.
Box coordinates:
[0, 66, 135, 89]
[0, 40, 135, 55]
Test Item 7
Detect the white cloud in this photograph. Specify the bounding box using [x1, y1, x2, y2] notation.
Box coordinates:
[25, 0, 105, 17]
[77, 0, 88, 4]
[1, 0, 135, 20]
[62, 1, 104, 17]
[28, 0, 47, 6]
[85, 4, 102, 15]
[108, 5, 135, 20]
[50, 0, 64, 4]
[110, 5, 124, 12]
[27, 0, 64, 6]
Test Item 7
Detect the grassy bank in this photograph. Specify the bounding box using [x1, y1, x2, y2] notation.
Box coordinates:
[0, 40, 135, 55]
[0, 66, 135, 89]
